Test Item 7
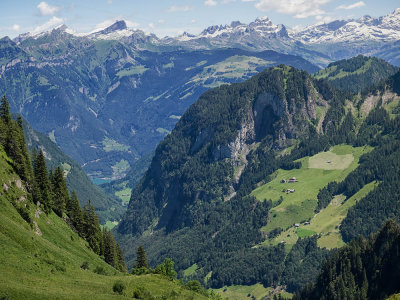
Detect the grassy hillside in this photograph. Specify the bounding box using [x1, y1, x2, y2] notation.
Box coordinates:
[251, 144, 372, 249]
[0, 146, 208, 299]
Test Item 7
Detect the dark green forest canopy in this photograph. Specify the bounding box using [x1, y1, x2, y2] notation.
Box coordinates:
[294, 220, 400, 300]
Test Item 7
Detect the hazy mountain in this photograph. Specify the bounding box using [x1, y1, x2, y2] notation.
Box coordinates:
[0, 29, 318, 182]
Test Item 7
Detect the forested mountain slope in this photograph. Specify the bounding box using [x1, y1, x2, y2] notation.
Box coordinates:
[116, 62, 400, 293]
[314, 55, 399, 93]
[294, 220, 400, 300]
[116, 65, 349, 290]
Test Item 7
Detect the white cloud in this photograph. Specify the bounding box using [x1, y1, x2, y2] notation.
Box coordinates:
[126, 20, 140, 28]
[254, 0, 331, 18]
[191, 19, 197, 23]
[204, 0, 218, 6]
[148, 23, 155, 30]
[337, 1, 365, 10]
[107, 0, 113, 4]
[241, 0, 255, 2]
[222, 0, 236, 3]
[158, 19, 166, 24]
[33, 16, 63, 34]
[167, 5, 192, 12]
[12, 24, 20, 31]
[37, 2, 61, 16]
[315, 15, 336, 23]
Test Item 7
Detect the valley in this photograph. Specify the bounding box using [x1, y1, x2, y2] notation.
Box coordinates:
[1, 4, 400, 299]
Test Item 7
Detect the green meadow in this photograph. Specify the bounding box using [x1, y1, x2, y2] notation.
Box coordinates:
[251, 145, 373, 248]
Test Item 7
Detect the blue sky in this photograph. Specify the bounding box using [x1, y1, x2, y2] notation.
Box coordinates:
[0, 0, 399, 38]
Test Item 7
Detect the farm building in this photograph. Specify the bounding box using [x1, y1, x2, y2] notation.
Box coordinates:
[288, 177, 298, 183]
[294, 223, 300, 228]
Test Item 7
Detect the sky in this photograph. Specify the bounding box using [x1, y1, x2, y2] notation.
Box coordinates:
[0, 0, 399, 38]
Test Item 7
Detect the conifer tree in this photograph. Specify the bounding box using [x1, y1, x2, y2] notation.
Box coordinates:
[67, 191, 83, 233]
[82, 201, 102, 255]
[135, 245, 148, 269]
[0, 95, 11, 124]
[116, 243, 127, 272]
[33, 149, 52, 214]
[103, 228, 116, 267]
[51, 166, 69, 217]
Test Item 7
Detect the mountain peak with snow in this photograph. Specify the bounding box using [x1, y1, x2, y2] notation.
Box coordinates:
[97, 20, 127, 35]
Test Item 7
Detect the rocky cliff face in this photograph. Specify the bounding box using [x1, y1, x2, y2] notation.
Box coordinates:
[118, 65, 327, 236]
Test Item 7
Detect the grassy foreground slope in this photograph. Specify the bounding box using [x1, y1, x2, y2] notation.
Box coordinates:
[0, 147, 207, 299]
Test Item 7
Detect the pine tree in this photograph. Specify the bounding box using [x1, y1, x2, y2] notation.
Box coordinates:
[33, 149, 52, 214]
[116, 243, 127, 272]
[135, 245, 148, 269]
[82, 201, 102, 255]
[51, 166, 69, 217]
[0, 95, 11, 124]
[103, 228, 116, 267]
[68, 191, 83, 234]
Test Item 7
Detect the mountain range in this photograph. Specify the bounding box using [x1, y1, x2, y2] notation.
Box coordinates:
[1, 6, 400, 299]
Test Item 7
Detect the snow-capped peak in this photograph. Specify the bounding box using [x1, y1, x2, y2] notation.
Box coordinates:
[293, 9, 400, 44]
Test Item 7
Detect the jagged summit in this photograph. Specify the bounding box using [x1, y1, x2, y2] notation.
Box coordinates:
[293, 9, 400, 43]
[97, 20, 127, 35]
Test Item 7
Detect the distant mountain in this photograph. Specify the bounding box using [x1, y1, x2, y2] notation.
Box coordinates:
[162, 9, 400, 64]
[293, 9, 400, 44]
[0, 30, 318, 182]
[314, 55, 399, 93]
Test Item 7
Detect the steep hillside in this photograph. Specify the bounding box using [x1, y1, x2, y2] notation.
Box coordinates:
[0, 101, 210, 299]
[22, 119, 122, 223]
[314, 55, 399, 93]
[116, 64, 400, 293]
[0, 30, 318, 181]
[116, 65, 351, 290]
[0, 149, 208, 299]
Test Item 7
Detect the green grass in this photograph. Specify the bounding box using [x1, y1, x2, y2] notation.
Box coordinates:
[186, 56, 275, 88]
[61, 163, 71, 177]
[156, 128, 171, 135]
[102, 137, 130, 153]
[103, 220, 119, 230]
[115, 187, 132, 205]
[296, 228, 316, 238]
[116, 65, 148, 78]
[266, 179, 377, 249]
[0, 151, 208, 299]
[111, 160, 130, 178]
[183, 263, 199, 277]
[213, 284, 272, 300]
[213, 284, 291, 300]
[252, 145, 370, 234]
